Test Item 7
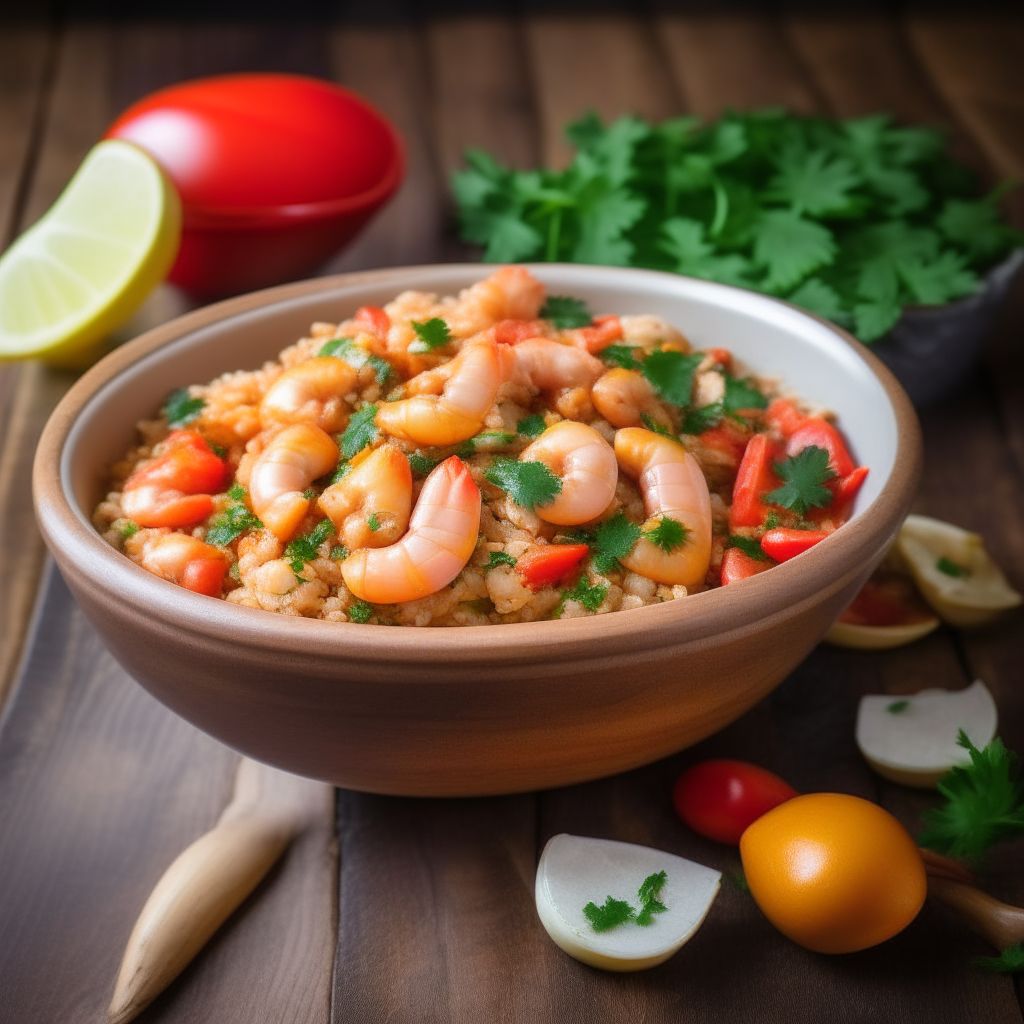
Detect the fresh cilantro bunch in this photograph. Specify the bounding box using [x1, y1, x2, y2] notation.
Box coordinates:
[453, 109, 1021, 342]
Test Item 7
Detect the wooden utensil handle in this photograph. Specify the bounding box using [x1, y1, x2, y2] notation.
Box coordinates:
[927, 876, 1024, 951]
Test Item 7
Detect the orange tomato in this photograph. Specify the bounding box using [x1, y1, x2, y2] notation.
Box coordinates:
[739, 793, 926, 954]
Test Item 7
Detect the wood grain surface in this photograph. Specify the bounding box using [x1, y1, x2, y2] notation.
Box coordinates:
[0, 8, 1022, 1024]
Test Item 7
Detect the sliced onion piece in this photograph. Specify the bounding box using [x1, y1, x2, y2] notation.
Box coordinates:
[825, 618, 940, 650]
[897, 515, 1022, 628]
[535, 833, 721, 971]
[856, 680, 998, 789]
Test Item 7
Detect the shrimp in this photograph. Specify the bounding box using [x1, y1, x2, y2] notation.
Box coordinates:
[120, 430, 227, 529]
[444, 266, 546, 338]
[341, 456, 481, 604]
[503, 337, 606, 393]
[259, 356, 358, 433]
[613, 427, 712, 587]
[519, 421, 617, 526]
[136, 533, 229, 597]
[618, 314, 690, 352]
[563, 314, 623, 354]
[374, 340, 503, 446]
[318, 445, 413, 551]
[591, 368, 674, 430]
[248, 424, 339, 540]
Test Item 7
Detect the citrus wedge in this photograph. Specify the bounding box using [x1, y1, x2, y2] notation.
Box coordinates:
[0, 139, 181, 367]
[825, 617, 940, 650]
[896, 515, 1022, 628]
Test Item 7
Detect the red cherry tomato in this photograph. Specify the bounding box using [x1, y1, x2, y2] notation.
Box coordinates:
[673, 759, 799, 845]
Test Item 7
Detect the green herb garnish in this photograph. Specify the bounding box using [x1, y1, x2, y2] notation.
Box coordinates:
[367, 512, 381, 532]
[348, 600, 373, 623]
[640, 413, 674, 437]
[484, 457, 562, 510]
[936, 556, 971, 578]
[641, 350, 703, 407]
[582, 870, 669, 932]
[164, 387, 205, 427]
[973, 943, 1024, 974]
[516, 414, 547, 438]
[635, 870, 669, 926]
[227, 482, 247, 502]
[408, 452, 440, 477]
[727, 535, 767, 561]
[409, 317, 452, 352]
[458, 431, 516, 457]
[206, 504, 263, 547]
[319, 336, 394, 386]
[600, 345, 642, 370]
[917, 732, 1024, 864]
[284, 519, 335, 577]
[340, 405, 379, 459]
[683, 403, 724, 435]
[724, 375, 768, 412]
[332, 461, 352, 483]
[486, 550, 518, 570]
[646, 516, 688, 553]
[592, 513, 642, 574]
[887, 699, 910, 714]
[561, 575, 607, 612]
[119, 521, 140, 540]
[541, 295, 592, 329]
[766, 445, 836, 517]
[330, 544, 349, 561]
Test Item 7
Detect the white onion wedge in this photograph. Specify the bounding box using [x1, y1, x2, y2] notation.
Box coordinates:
[856, 680, 998, 789]
[897, 515, 1022, 628]
[535, 833, 720, 971]
[825, 617, 940, 649]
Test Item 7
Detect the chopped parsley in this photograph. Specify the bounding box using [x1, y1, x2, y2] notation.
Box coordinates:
[330, 544, 349, 561]
[724, 374, 768, 412]
[227, 482, 247, 502]
[561, 575, 607, 612]
[229, 562, 241, 582]
[409, 317, 452, 352]
[367, 512, 381, 532]
[118, 521, 140, 540]
[641, 350, 703, 407]
[936, 556, 971, 578]
[206, 503, 263, 547]
[592, 513, 642, 573]
[646, 516, 688, 552]
[319, 335, 394, 386]
[340, 405, 379, 459]
[284, 519, 335, 577]
[600, 345, 642, 370]
[484, 457, 562, 510]
[766, 445, 836, 517]
[457, 431, 515, 457]
[727, 535, 767, 561]
[485, 550, 518, 570]
[764, 510, 783, 530]
[886, 700, 910, 714]
[640, 413, 674, 437]
[516, 414, 547, 438]
[408, 452, 440, 477]
[209, 442, 227, 458]
[541, 295, 592, 329]
[348, 600, 373, 623]
[303, 488, 317, 500]
[635, 870, 669, 926]
[683, 403, 724, 435]
[164, 387, 205, 427]
[583, 870, 669, 932]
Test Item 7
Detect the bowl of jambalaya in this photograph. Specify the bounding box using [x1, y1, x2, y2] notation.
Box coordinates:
[34, 264, 921, 795]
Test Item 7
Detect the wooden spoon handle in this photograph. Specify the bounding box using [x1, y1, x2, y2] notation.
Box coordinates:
[919, 847, 974, 885]
[927, 875, 1024, 951]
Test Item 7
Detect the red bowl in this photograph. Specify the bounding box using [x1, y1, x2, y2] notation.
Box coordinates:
[106, 74, 405, 299]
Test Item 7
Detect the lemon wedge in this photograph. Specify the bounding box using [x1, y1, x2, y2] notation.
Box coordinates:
[0, 139, 181, 367]
[896, 515, 1022, 628]
[825, 617, 940, 650]
[856, 681, 998, 788]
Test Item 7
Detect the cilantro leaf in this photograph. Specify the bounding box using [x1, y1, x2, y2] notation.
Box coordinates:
[727, 535, 767, 561]
[936, 556, 970, 578]
[119, 521, 140, 540]
[973, 943, 1024, 975]
[724, 375, 768, 413]
[853, 299, 902, 343]
[583, 896, 636, 932]
[918, 732, 1024, 864]
[646, 516, 688, 553]
[458, 431, 515, 458]
[367, 512, 381, 532]
[592, 513, 642, 573]
[409, 318, 452, 353]
[541, 296, 591, 329]
[348, 600, 373, 623]
[767, 145, 861, 216]
[660, 217, 752, 286]
[753, 210, 837, 292]
[227, 482, 247, 502]
[206, 503, 264, 547]
[887, 700, 910, 714]
[640, 413, 674, 437]
[897, 251, 977, 306]
[635, 870, 669, 926]
[766, 445, 836, 517]
[683, 403, 724, 435]
[562, 575, 607, 612]
[516, 414, 547, 438]
[571, 185, 646, 266]
[642, 350, 703, 407]
[485, 550, 518, 570]
[484, 457, 562, 510]
[787, 278, 849, 327]
[284, 519, 335, 577]
[408, 452, 440, 477]
[164, 388, 205, 428]
[330, 544, 349, 561]
[600, 345, 642, 370]
[938, 193, 1022, 263]
[319, 336, 394, 386]
[340, 405, 378, 459]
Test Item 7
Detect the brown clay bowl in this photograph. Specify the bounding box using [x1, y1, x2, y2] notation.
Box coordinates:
[33, 265, 921, 797]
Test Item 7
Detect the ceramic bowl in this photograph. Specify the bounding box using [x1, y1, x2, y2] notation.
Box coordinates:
[33, 265, 921, 796]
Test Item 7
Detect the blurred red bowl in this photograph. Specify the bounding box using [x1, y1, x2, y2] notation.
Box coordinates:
[106, 73, 404, 299]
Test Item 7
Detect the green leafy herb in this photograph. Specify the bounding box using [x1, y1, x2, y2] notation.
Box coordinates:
[517, 414, 547, 438]
[332, 461, 352, 484]
[206, 504, 263, 547]
[973, 943, 1024, 974]
[766, 445, 836, 517]
[727, 535, 767, 561]
[486, 550, 518, 570]
[724, 375, 768, 413]
[640, 413, 674, 438]
[319, 336, 394, 386]
[600, 345, 642, 370]
[728, 870, 750, 893]
[340, 405, 378, 459]
[348, 600, 373, 624]
[330, 544, 349, 561]
[583, 896, 636, 933]
[164, 388, 205, 427]
[303, 488, 317, 500]
[409, 317, 452, 352]
[367, 512, 381, 532]
[458, 431, 516, 457]
[917, 732, 1024, 864]
[592, 512, 642, 574]
[764, 510, 783, 530]
[683, 403, 724, 435]
[562, 575, 607, 612]
[119, 521, 140, 540]
[936, 556, 971, 578]
[642, 350, 704, 407]
[635, 870, 669, 926]
[408, 452, 440, 477]
[646, 516, 688, 553]
[887, 699, 910, 714]
[541, 295, 592, 329]
[284, 519, 336, 577]
[229, 562, 241, 582]
[227, 482, 247, 502]
[209, 442, 227, 458]
[484, 457, 562, 510]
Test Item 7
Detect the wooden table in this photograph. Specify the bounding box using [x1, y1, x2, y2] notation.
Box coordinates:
[1, 8, 1023, 1023]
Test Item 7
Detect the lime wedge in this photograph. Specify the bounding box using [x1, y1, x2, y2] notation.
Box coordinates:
[0, 139, 181, 366]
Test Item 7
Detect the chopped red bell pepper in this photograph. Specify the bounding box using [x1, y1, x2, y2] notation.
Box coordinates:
[729, 433, 780, 530]
[720, 547, 774, 585]
[180, 556, 228, 597]
[829, 465, 869, 515]
[515, 544, 590, 590]
[493, 318, 546, 345]
[766, 398, 808, 437]
[700, 418, 750, 464]
[568, 314, 622, 353]
[353, 305, 390, 340]
[760, 528, 832, 562]
[785, 419, 856, 478]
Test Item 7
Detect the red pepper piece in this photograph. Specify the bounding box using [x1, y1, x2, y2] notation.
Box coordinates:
[760, 528, 831, 562]
[785, 420, 856, 478]
[700, 418, 750, 465]
[353, 305, 390, 341]
[703, 347, 733, 371]
[766, 398, 808, 437]
[830, 465, 869, 515]
[720, 547, 774, 585]
[493, 318, 546, 345]
[181, 556, 229, 597]
[729, 433, 780, 530]
[568, 314, 622, 353]
[515, 544, 590, 590]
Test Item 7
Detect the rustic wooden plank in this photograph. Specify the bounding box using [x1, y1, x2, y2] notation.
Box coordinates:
[656, 12, 819, 119]
[0, 569, 336, 1024]
[524, 12, 680, 167]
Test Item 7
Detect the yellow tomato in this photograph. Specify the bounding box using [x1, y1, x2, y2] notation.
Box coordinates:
[739, 793, 926, 954]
